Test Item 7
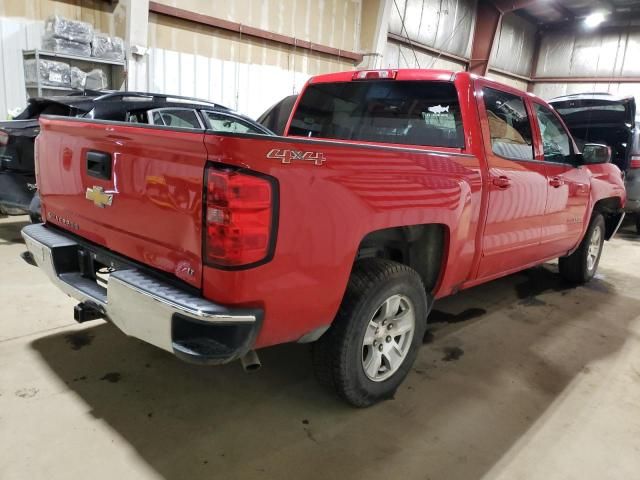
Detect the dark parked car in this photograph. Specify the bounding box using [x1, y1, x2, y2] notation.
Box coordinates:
[0, 91, 272, 221]
[550, 93, 640, 232]
[257, 94, 297, 135]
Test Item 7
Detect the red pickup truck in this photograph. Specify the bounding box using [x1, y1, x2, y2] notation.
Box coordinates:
[22, 70, 625, 407]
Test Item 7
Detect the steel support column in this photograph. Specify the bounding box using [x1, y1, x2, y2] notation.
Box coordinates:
[469, 1, 540, 76]
[469, 2, 502, 76]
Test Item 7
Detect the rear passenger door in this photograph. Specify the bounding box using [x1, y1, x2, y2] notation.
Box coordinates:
[531, 101, 591, 255]
[476, 84, 549, 279]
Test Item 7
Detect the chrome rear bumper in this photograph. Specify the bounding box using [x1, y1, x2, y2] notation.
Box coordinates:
[21, 223, 262, 364]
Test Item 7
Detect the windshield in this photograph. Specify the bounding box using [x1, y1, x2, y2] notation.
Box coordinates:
[289, 80, 464, 148]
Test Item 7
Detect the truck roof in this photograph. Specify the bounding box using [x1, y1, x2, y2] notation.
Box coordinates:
[308, 69, 458, 84]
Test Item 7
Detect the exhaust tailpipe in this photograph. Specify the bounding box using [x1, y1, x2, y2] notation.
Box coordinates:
[240, 350, 261, 372]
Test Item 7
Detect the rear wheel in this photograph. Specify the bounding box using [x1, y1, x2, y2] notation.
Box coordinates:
[312, 259, 428, 407]
[558, 213, 605, 284]
[635, 214, 640, 235]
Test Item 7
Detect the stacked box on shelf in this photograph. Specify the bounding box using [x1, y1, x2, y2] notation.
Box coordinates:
[24, 59, 71, 87]
[91, 33, 125, 61]
[42, 15, 93, 57]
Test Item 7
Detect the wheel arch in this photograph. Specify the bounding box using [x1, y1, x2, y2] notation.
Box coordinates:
[592, 196, 625, 240]
[354, 223, 449, 294]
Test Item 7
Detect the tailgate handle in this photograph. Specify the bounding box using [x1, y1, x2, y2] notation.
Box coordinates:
[86, 151, 112, 180]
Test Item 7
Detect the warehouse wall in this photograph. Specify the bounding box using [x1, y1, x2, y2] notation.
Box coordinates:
[532, 25, 640, 105]
[487, 12, 536, 90]
[0, 0, 124, 118]
[0, 0, 362, 120]
[146, 12, 356, 117]
[382, 2, 535, 90]
[152, 0, 361, 52]
[146, 0, 362, 118]
[387, 0, 476, 60]
[382, 39, 466, 70]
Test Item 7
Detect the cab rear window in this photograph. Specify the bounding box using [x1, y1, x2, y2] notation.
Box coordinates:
[288, 80, 464, 148]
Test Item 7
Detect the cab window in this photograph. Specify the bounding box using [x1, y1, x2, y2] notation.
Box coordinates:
[483, 87, 533, 161]
[204, 112, 265, 134]
[534, 103, 573, 163]
[288, 81, 464, 148]
[148, 108, 202, 129]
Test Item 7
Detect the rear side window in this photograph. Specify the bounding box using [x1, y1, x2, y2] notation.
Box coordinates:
[483, 87, 533, 160]
[288, 80, 464, 148]
[149, 108, 202, 129]
[204, 111, 265, 134]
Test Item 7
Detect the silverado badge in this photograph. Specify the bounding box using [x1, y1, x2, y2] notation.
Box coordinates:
[85, 186, 113, 208]
[266, 148, 326, 166]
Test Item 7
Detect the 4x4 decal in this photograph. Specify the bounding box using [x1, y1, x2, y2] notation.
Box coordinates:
[266, 149, 326, 166]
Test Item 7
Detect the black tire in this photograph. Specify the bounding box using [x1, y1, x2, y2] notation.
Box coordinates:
[559, 213, 605, 284]
[312, 259, 428, 407]
[635, 214, 640, 235]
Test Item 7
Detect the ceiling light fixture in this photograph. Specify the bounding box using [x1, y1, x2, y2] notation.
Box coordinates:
[584, 12, 606, 28]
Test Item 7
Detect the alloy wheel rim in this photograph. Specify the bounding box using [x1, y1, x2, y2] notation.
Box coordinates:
[587, 225, 602, 272]
[361, 294, 415, 382]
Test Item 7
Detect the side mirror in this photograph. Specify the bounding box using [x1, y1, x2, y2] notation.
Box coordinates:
[582, 143, 612, 164]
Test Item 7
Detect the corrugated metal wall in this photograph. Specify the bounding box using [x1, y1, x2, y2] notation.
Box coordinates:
[146, 0, 361, 118]
[0, 0, 124, 118]
[533, 26, 640, 105]
[535, 28, 640, 78]
[0, 0, 361, 120]
[388, 0, 476, 59]
[490, 13, 536, 78]
[382, 39, 466, 70]
[0, 18, 43, 118]
[146, 7, 358, 118]
[153, 0, 362, 53]
[383, 4, 536, 84]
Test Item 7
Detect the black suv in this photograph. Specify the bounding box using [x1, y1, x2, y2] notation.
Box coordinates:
[550, 93, 640, 233]
[0, 91, 272, 220]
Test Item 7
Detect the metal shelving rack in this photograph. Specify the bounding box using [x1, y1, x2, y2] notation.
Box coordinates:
[23, 49, 127, 97]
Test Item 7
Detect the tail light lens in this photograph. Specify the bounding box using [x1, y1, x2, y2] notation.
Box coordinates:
[630, 155, 640, 169]
[352, 69, 397, 80]
[0, 130, 8, 146]
[204, 164, 277, 268]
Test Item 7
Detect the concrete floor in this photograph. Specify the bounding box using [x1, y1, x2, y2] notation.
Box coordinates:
[1, 216, 640, 480]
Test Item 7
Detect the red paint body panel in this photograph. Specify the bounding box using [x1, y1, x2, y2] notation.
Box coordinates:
[36, 119, 207, 288]
[35, 70, 626, 350]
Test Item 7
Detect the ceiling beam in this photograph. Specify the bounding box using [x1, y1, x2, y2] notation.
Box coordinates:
[469, 2, 503, 76]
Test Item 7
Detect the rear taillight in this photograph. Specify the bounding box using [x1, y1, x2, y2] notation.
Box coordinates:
[630, 155, 640, 169]
[0, 130, 8, 146]
[204, 164, 277, 268]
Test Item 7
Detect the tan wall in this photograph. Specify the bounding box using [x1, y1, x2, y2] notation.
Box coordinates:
[486, 71, 529, 91]
[148, 12, 354, 76]
[153, 0, 361, 52]
[0, 0, 125, 37]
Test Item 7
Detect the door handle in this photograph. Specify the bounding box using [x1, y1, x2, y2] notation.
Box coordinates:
[549, 176, 564, 188]
[86, 151, 112, 180]
[492, 176, 511, 189]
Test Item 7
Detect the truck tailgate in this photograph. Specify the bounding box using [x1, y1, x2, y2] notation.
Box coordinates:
[37, 117, 207, 288]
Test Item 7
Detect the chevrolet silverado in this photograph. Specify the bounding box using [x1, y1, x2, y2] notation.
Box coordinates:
[22, 70, 626, 406]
